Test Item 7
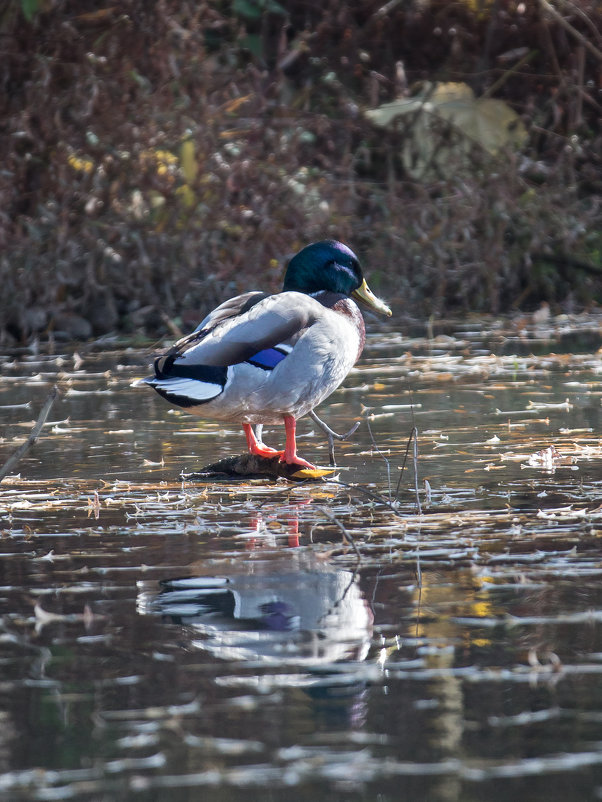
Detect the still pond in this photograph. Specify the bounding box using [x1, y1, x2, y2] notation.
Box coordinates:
[0, 313, 601, 801]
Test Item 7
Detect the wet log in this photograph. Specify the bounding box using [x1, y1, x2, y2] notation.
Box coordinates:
[184, 453, 335, 482]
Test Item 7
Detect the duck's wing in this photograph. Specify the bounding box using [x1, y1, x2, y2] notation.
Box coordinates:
[168, 292, 317, 368]
[154, 291, 267, 373]
[144, 292, 319, 405]
[193, 291, 268, 334]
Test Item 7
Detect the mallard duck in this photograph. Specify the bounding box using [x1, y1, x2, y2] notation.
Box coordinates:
[139, 240, 391, 469]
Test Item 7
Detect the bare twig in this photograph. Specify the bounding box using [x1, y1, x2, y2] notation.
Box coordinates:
[317, 507, 361, 563]
[481, 49, 537, 99]
[364, 413, 392, 501]
[394, 428, 414, 501]
[479, 0, 502, 78]
[412, 426, 422, 515]
[559, 0, 602, 44]
[415, 549, 422, 589]
[394, 426, 421, 514]
[415, 560, 423, 638]
[574, 44, 585, 129]
[309, 410, 361, 467]
[0, 386, 59, 483]
[160, 312, 184, 340]
[329, 478, 404, 518]
[539, 0, 602, 61]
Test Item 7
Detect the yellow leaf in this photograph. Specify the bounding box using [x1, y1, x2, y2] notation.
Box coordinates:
[68, 154, 94, 174]
[175, 184, 196, 209]
[179, 139, 197, 185]
[292, 468, 336, 479]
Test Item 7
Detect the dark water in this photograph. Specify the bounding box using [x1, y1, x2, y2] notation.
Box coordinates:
[0, 315, 601, 801]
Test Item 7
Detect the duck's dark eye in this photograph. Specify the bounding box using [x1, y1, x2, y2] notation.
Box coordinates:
[347, 259, 363, 285]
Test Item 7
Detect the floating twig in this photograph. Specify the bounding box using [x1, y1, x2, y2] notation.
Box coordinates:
[0, 386, 59, 483]
[328, 478, 404, 519]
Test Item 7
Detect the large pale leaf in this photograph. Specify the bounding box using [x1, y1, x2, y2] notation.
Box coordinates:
[365, 82, 527, 179]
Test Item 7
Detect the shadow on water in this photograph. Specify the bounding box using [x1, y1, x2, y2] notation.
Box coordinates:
[0, 314, 601, 801]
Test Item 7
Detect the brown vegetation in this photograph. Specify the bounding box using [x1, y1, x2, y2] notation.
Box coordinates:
[1, 0, 600, 343]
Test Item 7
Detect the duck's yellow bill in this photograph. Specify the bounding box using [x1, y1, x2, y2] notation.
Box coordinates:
[352, 279, 392, 317]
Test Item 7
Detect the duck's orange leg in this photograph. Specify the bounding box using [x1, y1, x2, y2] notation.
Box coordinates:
[243, 423, 284, 458]
[281, 415, 316, 469]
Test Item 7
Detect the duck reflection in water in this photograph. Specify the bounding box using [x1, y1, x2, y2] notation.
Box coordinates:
[138, 551, 373, 666]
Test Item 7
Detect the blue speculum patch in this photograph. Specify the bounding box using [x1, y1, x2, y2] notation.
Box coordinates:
[247, 348, 288, 370]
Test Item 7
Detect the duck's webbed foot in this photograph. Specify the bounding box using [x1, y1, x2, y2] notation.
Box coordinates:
[282, 453, 316, 470]
[243, 423, 284, 458]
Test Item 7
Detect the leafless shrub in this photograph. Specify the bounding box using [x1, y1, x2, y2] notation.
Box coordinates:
[0, 0, 600, 342]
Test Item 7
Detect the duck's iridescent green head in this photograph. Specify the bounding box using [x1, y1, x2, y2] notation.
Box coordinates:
[283, 240, 392, 317]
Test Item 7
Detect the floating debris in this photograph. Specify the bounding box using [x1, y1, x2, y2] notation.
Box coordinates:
[524, 445, 578, 471]
[0, 318, 601, 801]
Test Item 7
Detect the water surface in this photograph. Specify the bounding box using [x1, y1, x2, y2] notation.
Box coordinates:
[0, 314, 601, 801]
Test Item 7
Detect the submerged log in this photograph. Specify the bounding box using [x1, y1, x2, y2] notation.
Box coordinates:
[185, 453, 335, 481]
